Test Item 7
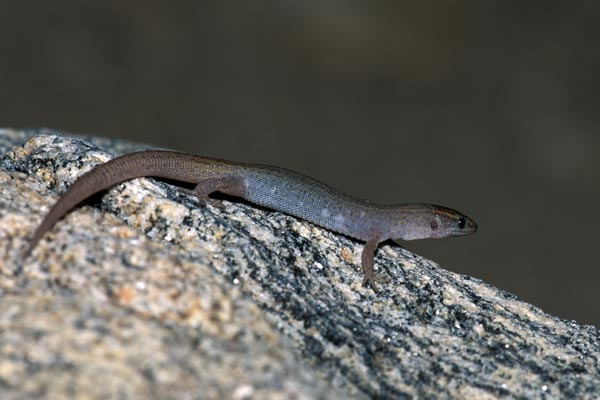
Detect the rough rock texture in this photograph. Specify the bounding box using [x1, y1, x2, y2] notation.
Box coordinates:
[1, 128, 599, 399]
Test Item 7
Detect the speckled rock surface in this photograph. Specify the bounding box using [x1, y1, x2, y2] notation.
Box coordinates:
[1, 128, 599, 399]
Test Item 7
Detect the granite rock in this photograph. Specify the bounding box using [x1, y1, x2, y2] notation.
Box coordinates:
[0, 128, 598, 399]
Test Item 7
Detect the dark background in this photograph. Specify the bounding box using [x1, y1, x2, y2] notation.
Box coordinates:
[1, 2, 599, 327]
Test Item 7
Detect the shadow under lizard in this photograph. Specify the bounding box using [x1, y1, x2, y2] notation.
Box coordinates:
[24, 150, 477, 292]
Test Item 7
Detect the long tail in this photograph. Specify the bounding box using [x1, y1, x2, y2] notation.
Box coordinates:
[24, 151, 188, 257]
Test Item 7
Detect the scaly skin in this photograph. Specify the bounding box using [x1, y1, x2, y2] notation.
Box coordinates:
[25, 150, 477, 291]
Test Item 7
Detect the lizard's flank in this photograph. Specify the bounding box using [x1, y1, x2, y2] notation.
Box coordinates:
[25, 150, 477, 291]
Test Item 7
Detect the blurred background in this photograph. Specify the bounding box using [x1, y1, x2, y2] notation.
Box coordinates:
[1, 1, 598, 327]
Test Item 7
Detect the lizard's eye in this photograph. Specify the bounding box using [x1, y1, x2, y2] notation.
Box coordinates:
[430, 218, 439, 231]
[457, 217, 466, 229]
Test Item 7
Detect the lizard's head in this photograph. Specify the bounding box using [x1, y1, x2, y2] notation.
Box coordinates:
[391, 204, 477, 241]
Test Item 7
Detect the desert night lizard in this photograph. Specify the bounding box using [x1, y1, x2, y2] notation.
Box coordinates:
[24, 150, 477, 291]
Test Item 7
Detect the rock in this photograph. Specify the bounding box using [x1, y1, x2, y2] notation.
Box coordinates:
[0, 128, 598, 399]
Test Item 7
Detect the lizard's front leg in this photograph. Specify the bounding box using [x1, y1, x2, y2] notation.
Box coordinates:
[361, 239, 382, 293]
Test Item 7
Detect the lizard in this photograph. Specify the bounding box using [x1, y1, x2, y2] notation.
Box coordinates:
[24, 150, 477, 291]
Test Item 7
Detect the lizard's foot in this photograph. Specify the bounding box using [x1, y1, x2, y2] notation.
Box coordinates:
[361, 273, 390, 294]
